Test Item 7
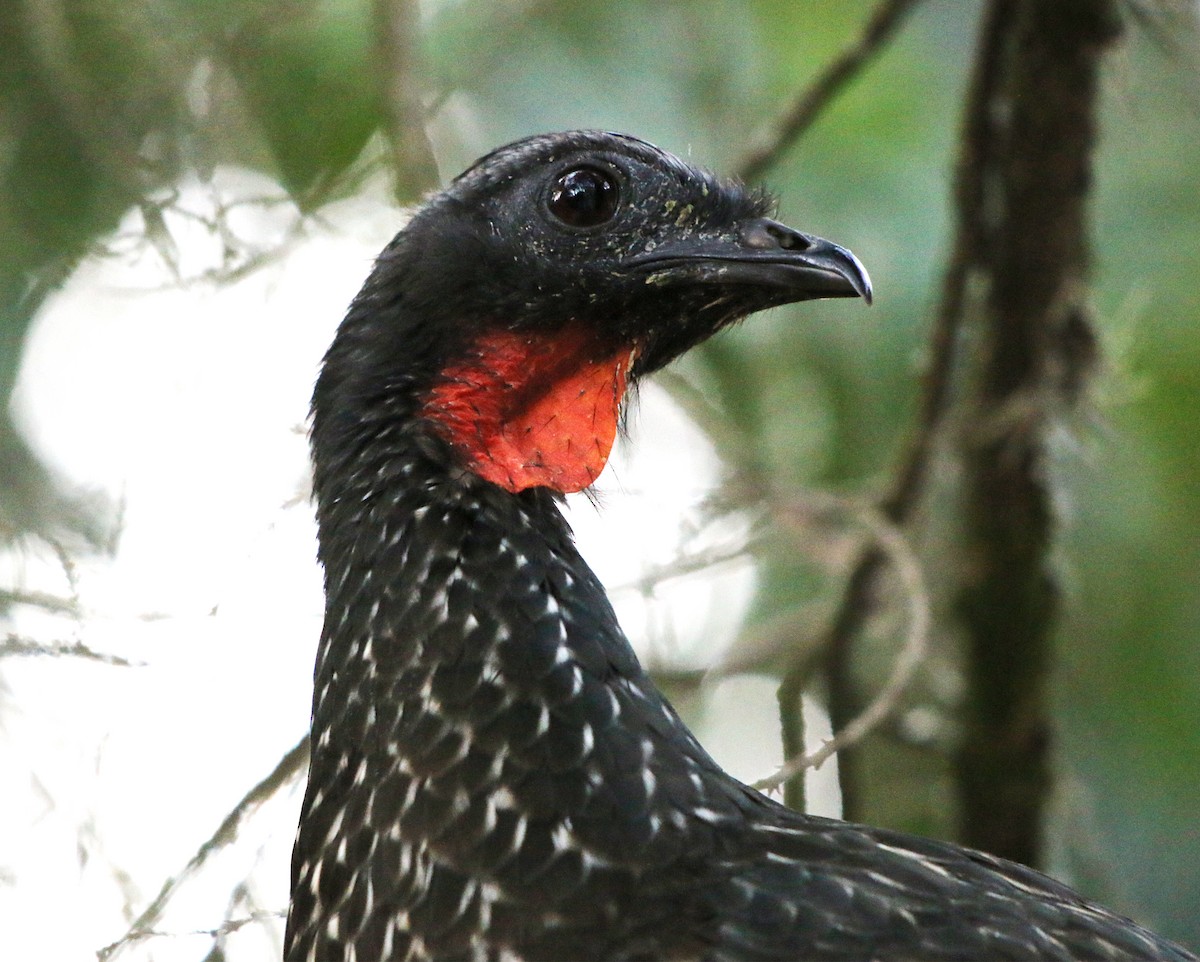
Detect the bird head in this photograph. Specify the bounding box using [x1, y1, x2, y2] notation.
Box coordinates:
[316, 130, 871, 496]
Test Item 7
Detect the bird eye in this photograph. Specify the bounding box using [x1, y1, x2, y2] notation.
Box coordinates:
[548, 167, 619, 228]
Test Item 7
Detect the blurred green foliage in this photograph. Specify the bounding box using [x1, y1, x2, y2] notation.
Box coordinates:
[1, 0, 1196, 948]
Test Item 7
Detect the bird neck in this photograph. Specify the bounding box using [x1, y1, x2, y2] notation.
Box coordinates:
[310, 422, 592, 680]
[302, 371, 744, 875]
[294, 296, 762, 961]
[315, 385, 689, 712]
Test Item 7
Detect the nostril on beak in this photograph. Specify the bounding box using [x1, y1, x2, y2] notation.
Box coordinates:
[740, 218, 813, 252]
[770, 222, 812, 251]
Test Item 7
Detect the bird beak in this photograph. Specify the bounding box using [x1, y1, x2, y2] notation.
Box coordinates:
[631, 216, 873, 305]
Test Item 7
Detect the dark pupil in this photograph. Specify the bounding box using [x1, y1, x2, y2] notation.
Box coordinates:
[549, 168, 618, 227]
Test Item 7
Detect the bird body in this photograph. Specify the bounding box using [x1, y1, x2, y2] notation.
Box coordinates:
[286, 131, 1193, 961]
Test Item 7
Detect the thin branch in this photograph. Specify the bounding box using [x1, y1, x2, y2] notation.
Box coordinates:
[96, 911, 286, 956]
[100, 179, 308, 290]
[0, 634, 141, 667]
[608, 541, 753, 600]
[48, 535, 83, 600]
[737, 0, 925, 182]
[753, 497, 930, 792]
[645, 664, 708, 693]
[0, 588, 79, 615]
[775, 657, 811, 811]
[99, 735, 310, 962]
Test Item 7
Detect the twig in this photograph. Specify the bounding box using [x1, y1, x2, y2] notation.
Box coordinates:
[737, 0, 925, 182]
[753, 497, 930, 792]
[0, 589, 79, 616]
[0, 634, 141, 667]
[609, 541, 753, 600]
[99, 735, 310, 962]
[48, 536, 83, 600]
[775, 657, 811, 811]
[97, 911, 286, 955]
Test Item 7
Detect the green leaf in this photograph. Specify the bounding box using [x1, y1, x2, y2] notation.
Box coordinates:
[226, 0, 382, 202]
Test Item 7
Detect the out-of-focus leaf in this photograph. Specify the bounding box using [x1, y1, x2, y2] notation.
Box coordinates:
[0, 0, 193, 542]
[225, 0, 381, 202]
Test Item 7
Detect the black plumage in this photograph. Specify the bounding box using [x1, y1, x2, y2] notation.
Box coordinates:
[285, 130, 1193, 961]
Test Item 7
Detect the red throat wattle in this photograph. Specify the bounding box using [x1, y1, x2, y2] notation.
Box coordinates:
[423, 327, 634, 493]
